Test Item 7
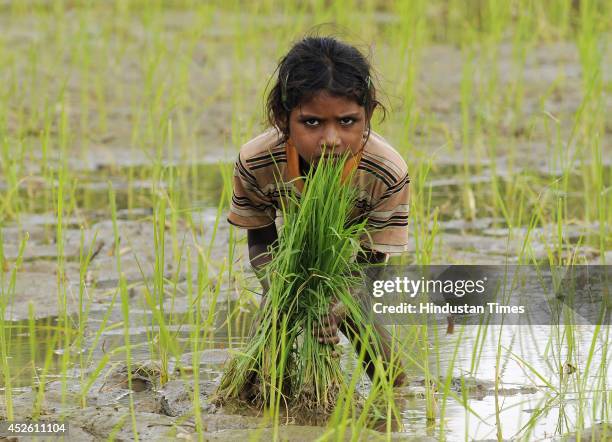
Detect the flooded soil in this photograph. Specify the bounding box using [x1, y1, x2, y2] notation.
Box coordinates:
[1, 323, 606, 440]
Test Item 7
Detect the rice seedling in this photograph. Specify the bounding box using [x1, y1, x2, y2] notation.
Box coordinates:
[215, 154, 391, 419]
[0, 233, 28, 421]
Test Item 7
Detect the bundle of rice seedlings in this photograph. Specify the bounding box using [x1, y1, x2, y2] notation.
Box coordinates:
[215, 154, 381, 414]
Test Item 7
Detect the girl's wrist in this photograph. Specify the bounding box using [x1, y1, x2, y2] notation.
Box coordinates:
[331, 301, 348, 320]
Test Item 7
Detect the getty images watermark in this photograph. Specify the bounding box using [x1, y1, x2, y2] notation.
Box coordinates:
[371, 274, 524, 314]
[358, 265, 609, 326]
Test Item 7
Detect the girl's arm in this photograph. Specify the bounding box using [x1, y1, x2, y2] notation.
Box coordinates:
[315, 248, 387, 345]
[357, 248, 387, 265]
[247, 223, 278, 293]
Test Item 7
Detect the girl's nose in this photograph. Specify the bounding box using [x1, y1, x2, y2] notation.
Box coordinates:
[320, 127, 342, 151]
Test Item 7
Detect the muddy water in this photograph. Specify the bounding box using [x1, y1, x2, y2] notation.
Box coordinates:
[2, 321, 607, 440]
[1, 161, 608, 440]
[2, 161, 609, 441]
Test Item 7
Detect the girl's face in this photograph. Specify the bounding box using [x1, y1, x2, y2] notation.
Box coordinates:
[288, 91, 368, 164]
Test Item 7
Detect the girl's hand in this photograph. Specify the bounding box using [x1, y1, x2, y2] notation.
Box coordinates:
[313, 312, 340, 345]
[313, 301, 347, 345]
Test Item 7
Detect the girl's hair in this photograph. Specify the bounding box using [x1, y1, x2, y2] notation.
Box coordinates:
[266, 36, 385, 143]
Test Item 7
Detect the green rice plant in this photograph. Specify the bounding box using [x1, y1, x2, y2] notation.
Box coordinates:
[410, 157, 439, 266]
[119, 274, 140, 441]
[0, 232, 28, 420]
[52, 111, 76, 413]
[214, 154, 389, 417]
[0, 136, 25, 222]
[32, 323, 62, 419]
[418, 322, 437, 423]
[393, 0, 426, 146]
[109, 183, 140, 440]
[74, 226, 102, 407]
[184, 246, 204, 439]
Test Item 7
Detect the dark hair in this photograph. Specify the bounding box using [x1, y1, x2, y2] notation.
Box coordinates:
[266, 36, 385, 143]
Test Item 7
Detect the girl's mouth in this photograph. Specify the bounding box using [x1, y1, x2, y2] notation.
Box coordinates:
[314, 150, 348, 161]
[312, 155, 344, 168]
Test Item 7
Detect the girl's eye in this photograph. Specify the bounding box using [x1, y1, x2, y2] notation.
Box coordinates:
[339, 117, 356, 126]
[304, 119, 320, 127]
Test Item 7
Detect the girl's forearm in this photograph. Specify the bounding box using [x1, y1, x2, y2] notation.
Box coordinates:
[249, 244, 271, 293]
[247, 223, 278, 294]
[357, 248, 388, 264]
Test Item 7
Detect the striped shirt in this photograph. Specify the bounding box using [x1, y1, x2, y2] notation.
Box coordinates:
[228, 129, 410, 255]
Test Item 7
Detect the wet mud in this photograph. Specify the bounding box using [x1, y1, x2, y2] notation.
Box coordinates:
[2, 357, 540, 441]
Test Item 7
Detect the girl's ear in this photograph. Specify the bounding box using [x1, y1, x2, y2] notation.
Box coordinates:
[275, 111, 290, 138]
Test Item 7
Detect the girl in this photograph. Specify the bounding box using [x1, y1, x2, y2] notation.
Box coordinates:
[228, 36, 409, 391]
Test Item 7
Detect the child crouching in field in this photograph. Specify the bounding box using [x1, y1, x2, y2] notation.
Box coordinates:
[228, 36, 410, 397]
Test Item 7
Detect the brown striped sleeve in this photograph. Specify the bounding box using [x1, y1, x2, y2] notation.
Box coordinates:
[361, 173, 410, 255]
[227, 152, 277, 229]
